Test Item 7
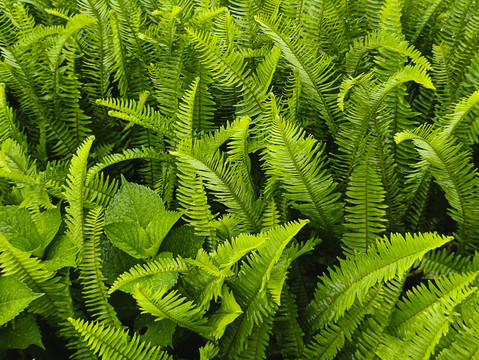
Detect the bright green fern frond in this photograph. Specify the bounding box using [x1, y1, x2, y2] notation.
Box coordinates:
[64, 136, 95, 252]
[346, 30, 431, 76]
[109, 257, 190, 294]
[255, 14, 340, 134]
[342, 144, 388, 254]
[264, 102, 342, 235]
[379, 282, 476, 359]
[133, 285, 208, 335]
[0, 232, 72, 320]
[390, 271, 478, 337]
[219, 220, 307, 358]
[396, 125, 479, 250]
[304, 285, 383, 360]
[306, 232, 451, 333]
[96, 93, 174, 137]
[440, 90, 479, 144]
[212, 233, 266, 270]
[79, 206, 121, 328]
[187, 27, 272, 117]
[68, 317, 171, 360]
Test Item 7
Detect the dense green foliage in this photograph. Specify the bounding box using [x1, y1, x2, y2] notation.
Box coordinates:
[1, 0, 479, 359]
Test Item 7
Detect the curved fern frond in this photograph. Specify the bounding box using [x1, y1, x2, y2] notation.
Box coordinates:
[389, 271, 478, 337]
[346, 30, 432, 76]
[255, 14, 340, 134]
[306, 232, 451, 333]
[396, 125, 479, 250]
[64, 136, 95, 252]
[264, 101, 342, 235]
[219, 220, 307, 358]
[109, 257, 190, 294]
[304, 285, 383, 360]
[342, 144, 387, 254]
[187, 27, 277, 117]
[378, 283, 477, 359]
[79, 206, 121, 328]
[213, 233, 266, 270]
[68, 317, 171, 360]
[440, 90, 479, 144]
[96, 93, 174, 137]
[86, 147, 173, 183]
[133, 285, 208, 335]
[83, 173, 119, 208]
[172, 118, 262, 233]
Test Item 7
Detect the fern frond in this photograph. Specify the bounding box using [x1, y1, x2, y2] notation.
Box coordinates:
[416, 249, 473, 276]
[83, 172, 119, 208]
[440, 90, 479, 144]
[389, 271, 478, 337]
[187, 27, 277, 117]
[237, 315, 274, 360]
[0, 232, 72, 319]
[0, 83, 25, 146]
[396, 125, 479, 250]
[436, 300, 479, 360]
[64, 136, 95, 252]
[96, 94, 174, 137]
[86, 147, 173, 183]
[379, 283, 477, 359]
[273, 284, 305, 359]
[354, 274, 406, 360]
[342, 144, 387, 253]
[255, 14, 340, 134]
[212, 233, 266, 270]
[109, 257, 190, 294]
[79, 207, 121, 328]
[306, 232, 451, 333]
[346, 30, 431, 76]
[133, 285, 208, 335]
[264, 102, 342, 235]
[304, 285, 383, 360]
[172, 118, 263, 232]
[68, 317, 171, 360]
[219, 220, 307, 358]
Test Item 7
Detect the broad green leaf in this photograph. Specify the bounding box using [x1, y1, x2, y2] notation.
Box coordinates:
[105, 180, 165, 227]
[134, 314, 176, 348]
[43, 235, 77, 271]
[160, 225, 205, 258]
[0, 276, 43, 326]
[145, 210, 183, 254]
[0, 206, 44, 256]
[105, 180, 182, 258]
[100, 237, 139, 284]
[105, 221, 150, 259]
[0, 314, 44, 350]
